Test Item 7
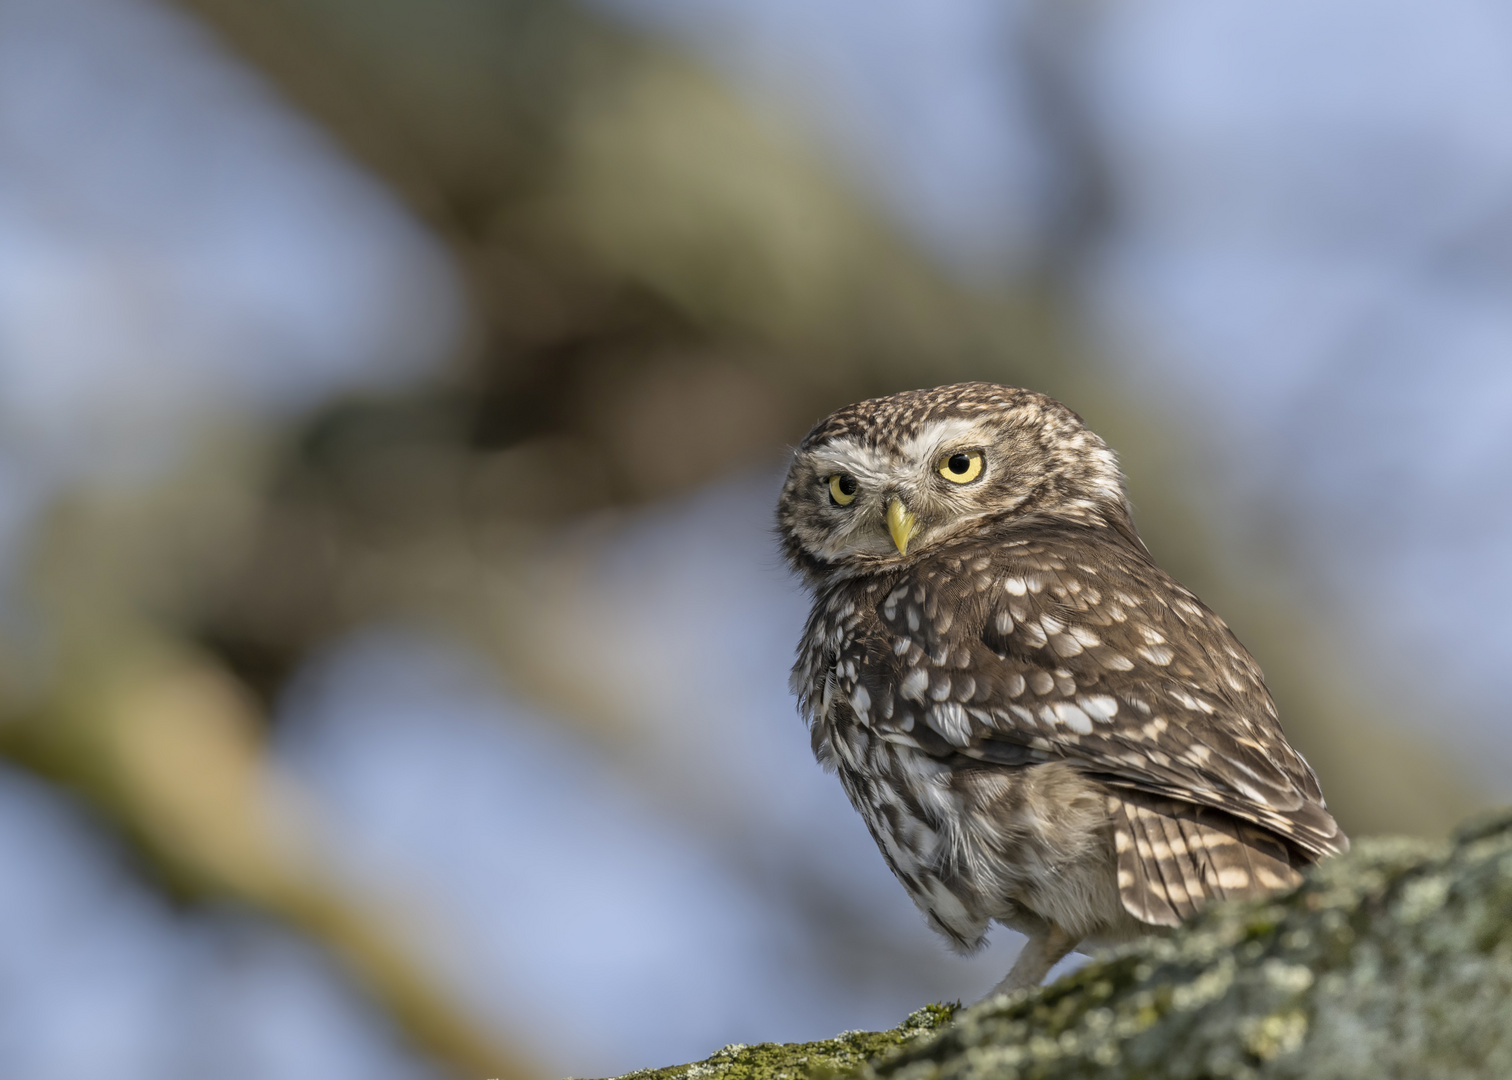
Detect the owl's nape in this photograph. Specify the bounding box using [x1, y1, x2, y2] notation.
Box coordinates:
[779, 382, 1346, 999]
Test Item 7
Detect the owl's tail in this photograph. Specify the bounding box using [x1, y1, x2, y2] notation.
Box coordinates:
[1108, 793, 1305, 927]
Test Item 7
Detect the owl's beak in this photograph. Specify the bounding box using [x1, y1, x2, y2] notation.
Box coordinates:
[886, 498, 918, 555]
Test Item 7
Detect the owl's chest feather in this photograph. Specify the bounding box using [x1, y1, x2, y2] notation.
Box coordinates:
[795, 577, 1003, 939]
[793, 562, 1135, 951]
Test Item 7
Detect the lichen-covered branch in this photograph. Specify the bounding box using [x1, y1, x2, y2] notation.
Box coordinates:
[603, 810, 1512, 1080]
[603, 1004, 960, 1080]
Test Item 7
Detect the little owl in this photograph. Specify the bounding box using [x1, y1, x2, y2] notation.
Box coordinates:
[777, 383, 1347, 997]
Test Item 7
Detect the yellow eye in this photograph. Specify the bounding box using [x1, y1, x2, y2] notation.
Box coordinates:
[938, 450, 984, 484]
[828, 474, 858, 506]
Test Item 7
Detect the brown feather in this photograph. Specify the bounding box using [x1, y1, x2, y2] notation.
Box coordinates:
[1111, 792, 1303, 925]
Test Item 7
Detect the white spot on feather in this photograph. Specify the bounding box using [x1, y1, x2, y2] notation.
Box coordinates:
[929, 702, 973, 746]
[1050, 634, 1083, 657]
[1171, 689, 1215, 714]
[1069, 626, 1102, 648]
[1079, 695, 1119, 722]
[1019, 622, 1048, 648]
[900, 668, 929, 701]
[1051, 702, 1094, 734]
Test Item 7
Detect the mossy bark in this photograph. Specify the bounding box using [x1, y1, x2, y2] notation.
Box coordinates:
[600, 810, 1512, 1080]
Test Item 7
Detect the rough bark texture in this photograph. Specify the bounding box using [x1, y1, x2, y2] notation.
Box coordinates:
[602, 810, 1512, 1080]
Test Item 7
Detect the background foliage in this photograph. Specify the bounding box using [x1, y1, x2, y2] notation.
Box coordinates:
[1, 1, 1509, 1077]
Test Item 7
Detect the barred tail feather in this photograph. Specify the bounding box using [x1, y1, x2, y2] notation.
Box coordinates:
[1110, 794, 1303, 927]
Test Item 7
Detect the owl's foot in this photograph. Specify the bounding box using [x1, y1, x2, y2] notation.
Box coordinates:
[981, 923, 1078, 1001]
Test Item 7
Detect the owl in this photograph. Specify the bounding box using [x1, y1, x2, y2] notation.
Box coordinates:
[777, 383, 1347, 997]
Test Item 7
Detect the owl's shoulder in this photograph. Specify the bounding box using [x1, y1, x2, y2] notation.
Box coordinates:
[874, 521, 1262, 695]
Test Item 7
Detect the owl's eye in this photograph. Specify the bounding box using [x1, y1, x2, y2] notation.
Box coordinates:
[828, 474, 859, 506]
[939, 450, 984, 484]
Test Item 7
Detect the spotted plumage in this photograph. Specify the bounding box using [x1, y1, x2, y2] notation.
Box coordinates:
[777, 383, 1347, 996]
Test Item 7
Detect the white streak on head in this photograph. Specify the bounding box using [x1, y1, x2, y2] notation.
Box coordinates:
[896, 416, 988, 466]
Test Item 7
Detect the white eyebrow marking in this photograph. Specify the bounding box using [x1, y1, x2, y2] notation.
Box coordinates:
[897, 417, 988, 465]
[807, 438, 898, 485]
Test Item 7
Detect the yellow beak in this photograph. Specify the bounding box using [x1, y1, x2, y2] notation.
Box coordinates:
[886, 498, 918, 555]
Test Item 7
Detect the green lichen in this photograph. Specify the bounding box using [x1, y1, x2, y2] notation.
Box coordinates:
[599, 811, 1512, 1080]
[595, 1004, 959, 1080]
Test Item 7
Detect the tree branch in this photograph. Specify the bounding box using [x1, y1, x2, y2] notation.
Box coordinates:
[602, 810, 1512, 1080]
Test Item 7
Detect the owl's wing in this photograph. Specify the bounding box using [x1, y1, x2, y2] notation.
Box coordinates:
[861, 526, 1348, 865]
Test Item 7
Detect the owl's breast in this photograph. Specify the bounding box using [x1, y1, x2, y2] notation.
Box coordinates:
[824, 693, 1000, 947]
[797, 567, 1142, 950]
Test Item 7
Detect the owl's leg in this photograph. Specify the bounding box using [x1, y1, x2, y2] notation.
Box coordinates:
[982, 924, 1078, 1000]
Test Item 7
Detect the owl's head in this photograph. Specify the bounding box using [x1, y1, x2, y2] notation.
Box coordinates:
[777, 383, 1133, 584]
